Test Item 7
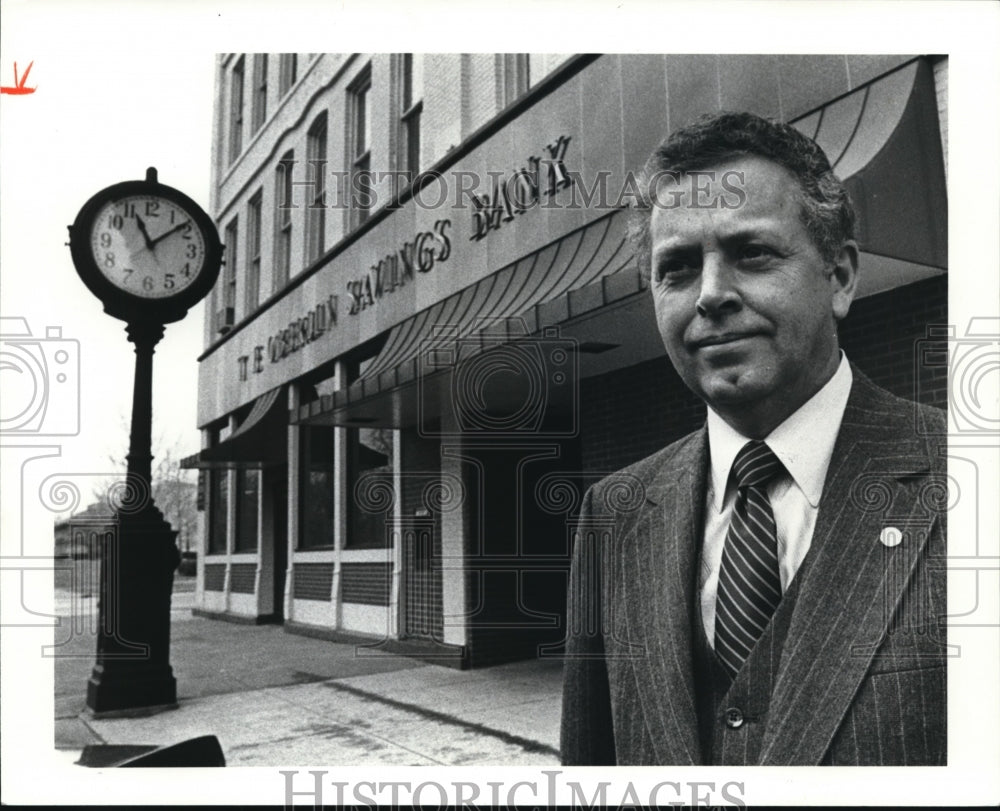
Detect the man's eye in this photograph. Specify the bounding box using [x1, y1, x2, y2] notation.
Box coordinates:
[739, 245, 773, 263]
[655, 258, 697, 282]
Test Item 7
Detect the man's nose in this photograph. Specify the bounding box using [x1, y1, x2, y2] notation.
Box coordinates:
[695, 257, 741, 318]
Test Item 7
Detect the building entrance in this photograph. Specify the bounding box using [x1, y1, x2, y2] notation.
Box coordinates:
[400, 432, 444, 641]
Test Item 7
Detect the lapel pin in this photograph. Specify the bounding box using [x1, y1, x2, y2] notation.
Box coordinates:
[879, 526, 903, 547]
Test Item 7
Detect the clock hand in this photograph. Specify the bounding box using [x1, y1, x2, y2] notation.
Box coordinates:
[135, 214, 155, 252]
[149, 219, 191, 248]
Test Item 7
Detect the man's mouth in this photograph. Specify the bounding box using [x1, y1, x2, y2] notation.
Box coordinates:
[689, 332, 761, 349]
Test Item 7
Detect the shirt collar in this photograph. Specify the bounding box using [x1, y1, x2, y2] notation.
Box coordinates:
[706, 353, 853, 511]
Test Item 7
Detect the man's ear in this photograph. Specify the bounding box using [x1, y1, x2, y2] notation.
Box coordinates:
[830, 240, 859, 320]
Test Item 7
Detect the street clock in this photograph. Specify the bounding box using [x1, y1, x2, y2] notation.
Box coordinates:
[65, 168, 222, 714]
[69, 168, 222, 323]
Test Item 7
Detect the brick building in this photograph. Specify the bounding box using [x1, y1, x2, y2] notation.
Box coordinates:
[183, 54, 948, 668]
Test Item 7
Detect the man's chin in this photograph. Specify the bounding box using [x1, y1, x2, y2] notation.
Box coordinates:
[694, 371, 770, 409]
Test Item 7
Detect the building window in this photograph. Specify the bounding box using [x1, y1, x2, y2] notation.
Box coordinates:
[234, 469, 259, 553]
[279, 53, 297, 96]
[344, 354, 393, 550]
[348, 66, 372, 229]
[305, 113, 328, 264]
[299, 426, 335, 550]
[246, 191, 262, 312]
[345, 427, 394, 549]
[499, 53, 530, 107]
[274, 151, 294, 290]
[228, 56, 245, 164]
[298, 374, 338, 550]
[222, 217, 238, 325]
[208, 470, 228, 554]
[251, 54, 268, 133]
[396, 54, 423, 188]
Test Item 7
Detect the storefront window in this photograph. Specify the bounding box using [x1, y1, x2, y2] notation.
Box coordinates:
[208, 470, 228, 554]
[234, 468, 259, 553]
[299, 426, 335, 549]
[345, 427, 394, 549]
[297, 375, 337, 551]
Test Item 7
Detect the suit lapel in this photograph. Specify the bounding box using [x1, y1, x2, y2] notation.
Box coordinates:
[760, 373, 941, 764]
[620, 429, 707, 765]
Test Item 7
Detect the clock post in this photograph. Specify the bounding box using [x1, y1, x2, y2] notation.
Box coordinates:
[86, 319, 180, 712]
[69, 168, 222, 714]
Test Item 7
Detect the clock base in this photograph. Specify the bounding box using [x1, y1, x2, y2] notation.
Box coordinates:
[85, 504, 180, 715]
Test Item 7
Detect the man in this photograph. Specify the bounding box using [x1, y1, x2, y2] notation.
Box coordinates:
[560, 112, 947, 766]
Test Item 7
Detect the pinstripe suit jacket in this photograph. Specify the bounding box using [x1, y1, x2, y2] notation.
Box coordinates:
[561, 370, 948, 765]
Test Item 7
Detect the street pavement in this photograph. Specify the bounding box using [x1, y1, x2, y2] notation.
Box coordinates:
[54, 577, 563, 767]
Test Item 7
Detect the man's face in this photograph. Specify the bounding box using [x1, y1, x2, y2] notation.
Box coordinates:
[649, 155, 857, 436]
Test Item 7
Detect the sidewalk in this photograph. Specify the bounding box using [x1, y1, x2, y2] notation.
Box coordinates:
[54, 579, 563, 767]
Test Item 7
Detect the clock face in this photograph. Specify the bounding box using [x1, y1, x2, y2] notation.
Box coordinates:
[89, 194, 207, 299]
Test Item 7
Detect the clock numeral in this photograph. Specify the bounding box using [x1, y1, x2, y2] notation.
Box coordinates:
[120, 202, 136, 219]
[185, 243, 198, 259]
[104, 252, 115, 268]
[142, 276, 154, 292]
[145, 201, 160, 217]
[169, 209, 176, 224]
[164, 274, 176, 289]
[99, 233, 112, 249]
[108, 214, 124, 231]
[123, 268, 134, 282]
[180, 222, 193, 240]
[181, 263, 192, 278]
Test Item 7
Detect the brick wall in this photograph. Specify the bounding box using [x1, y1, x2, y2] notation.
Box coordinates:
[462, 54, 498, 136]
[421, 53, 462, 169]
[933, 57, 948, 182]
[580, 275, 949, 474]
[581, 356, 705, 474]
[840, 275, 948, 409]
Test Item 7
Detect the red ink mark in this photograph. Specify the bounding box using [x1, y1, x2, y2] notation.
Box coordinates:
[1, 62, 37, 95]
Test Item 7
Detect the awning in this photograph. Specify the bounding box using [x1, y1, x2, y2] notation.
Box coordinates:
[182, 386, 287, 469]
[294, 208, 639, 428]
[792, 58, 947, 273]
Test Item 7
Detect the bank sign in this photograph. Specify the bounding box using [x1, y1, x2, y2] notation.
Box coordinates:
[235, 134, 576, 384]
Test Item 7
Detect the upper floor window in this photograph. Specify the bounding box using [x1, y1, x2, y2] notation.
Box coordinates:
[221, 217, 238, 328]
[251, 54, 268, 133]
[274, 151, 294, 291]
[228, 56, 245, 164]
[305, 113, 328, 264]
[348, 66, 372, 229]
[396, 54, 423, 188]
[499, 53, 530, 107]
[279, 53, 297, 96]
[246, 190, 262, 312]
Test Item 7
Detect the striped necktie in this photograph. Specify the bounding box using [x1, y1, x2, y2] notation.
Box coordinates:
[714, 440, 784, 679]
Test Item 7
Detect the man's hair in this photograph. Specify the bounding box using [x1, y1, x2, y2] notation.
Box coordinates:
[630, 111, 857, 272]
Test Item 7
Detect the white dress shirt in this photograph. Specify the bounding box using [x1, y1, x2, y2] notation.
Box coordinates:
[700, 353, 853, 647]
